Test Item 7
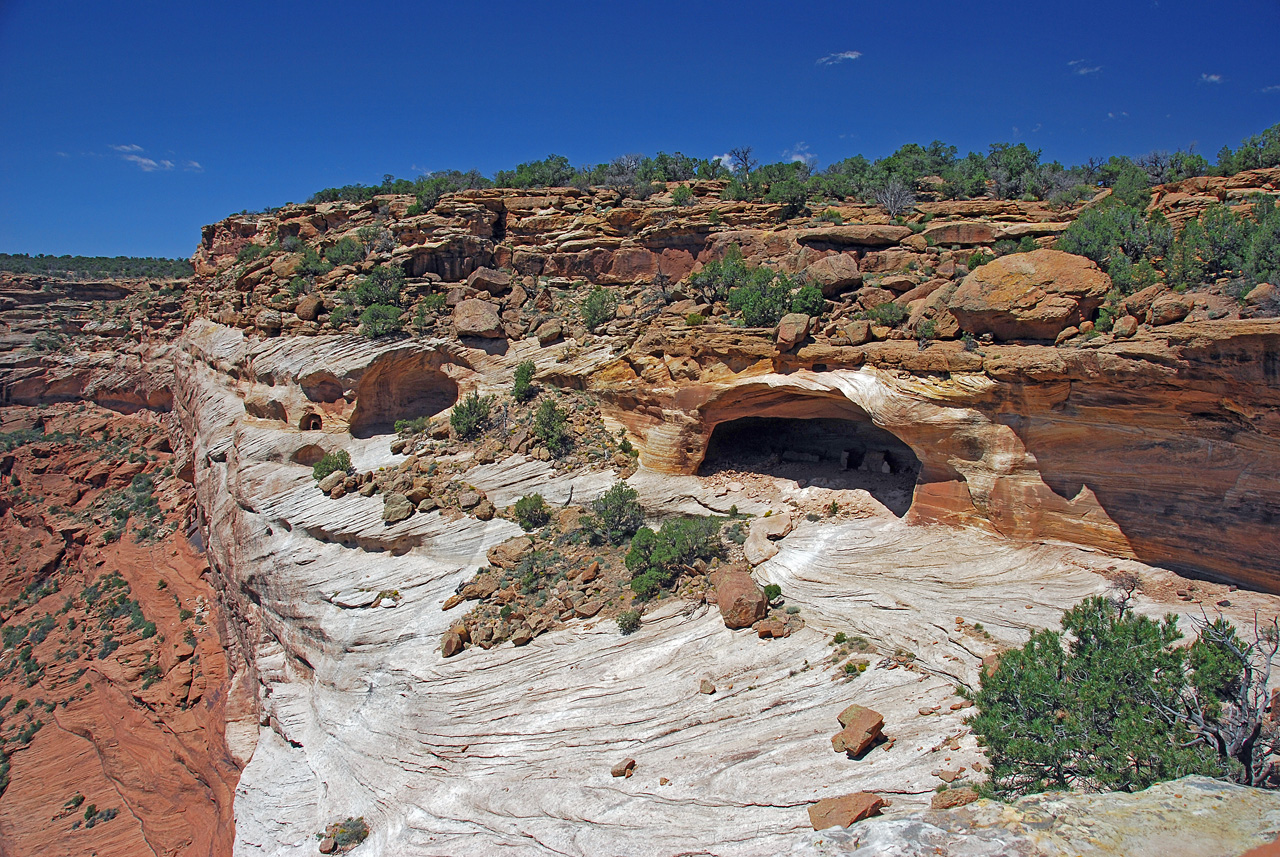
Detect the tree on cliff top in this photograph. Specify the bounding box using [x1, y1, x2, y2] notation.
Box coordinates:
[967, 594, 1279, 797]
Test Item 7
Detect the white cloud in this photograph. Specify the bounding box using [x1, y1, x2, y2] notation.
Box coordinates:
[714, 152, 734, 170]
[784, 142, 817, 167]
[1261, 84, 1280, 94]
[122, 154, 172, 171]
[1200, 73, 1223, 84]
[110, 143, 144, 152]
[184, 160, 203, 171]
[1068, 60, 1102, 75]
[816, 50, 861, 66]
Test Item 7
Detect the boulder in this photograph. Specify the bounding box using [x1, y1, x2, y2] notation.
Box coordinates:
[710, 565, 768, 629]
[831, 705, 884, 756]
[442, 628, 466, 658]
[744, 513, 793, 566]
[799, 224, 912, 247]
[1148, 294, 1191, 326]
[382, 492, 414, 523]
[488, 536, 532, 568]
[841, 319, 872, 346]
[931, 786, 980, 809]
[807, 792, 886, 830]
[1113, 315, 1139, 338]
[318, 471, 346, 494]
[1120, 283, 1168, 320]
[804, 254, 863, 296]
[948, 249, 1111, 341]
[611, 758, 636, 778]
[699, 678, 716, 695]
[255, 309, 283, 334]
[295, 295, 323, 321]
[921, 221, 996, 246]
[467, 267, 512, 294]
[776, 313, 810, 350]
[533, 319, 563, 344]
[454, 299, 504, 338]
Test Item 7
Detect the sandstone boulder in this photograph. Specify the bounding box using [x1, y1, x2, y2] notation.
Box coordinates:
[382, 492, 414, 523]
[454, 299, 504, 338]
[800, 224, 912, 247]
[1148, 294, 1191, 326]
[488, 536, 532, 568]
[1120, 284, 1168, 320]
[467, 267, 512, 294]
[922, 221, 996, 246]
[948, 249, 1110, 341]
[842, 320, 872, 346]
[804, 254, 863, 296]
[776, 313, 810, 350]
[711, 565, 768, 629]
[831, 704, 884, 756]
[295, 295, 323, 321]
[744, 513, 793, 566]
[808, 792, 886, 830]
[1113, 315, 1139, 338]
[931, 786, 980, 809]
[255, 309, 283, 334]
[611, 758, 636, 778]
[318, 471, 346, 494]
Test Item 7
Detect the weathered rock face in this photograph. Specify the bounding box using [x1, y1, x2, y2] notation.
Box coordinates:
[589, 320, 1280, 593]
[829, 776, 1280, 856]
[948, 249, 1111, 341]
[453, 298, 504, 338]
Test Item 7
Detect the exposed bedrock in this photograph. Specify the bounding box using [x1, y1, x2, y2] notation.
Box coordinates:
[592, 320, 1280, 592]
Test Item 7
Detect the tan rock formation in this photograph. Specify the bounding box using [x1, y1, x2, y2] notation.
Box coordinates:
[948, 249, 1111, 340]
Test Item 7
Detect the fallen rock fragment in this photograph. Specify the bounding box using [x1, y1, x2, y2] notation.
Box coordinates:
[382, 492, 413, 523]
[808, 792, 886, 830]
[611, 758, 636, 778]
[710, 565, 768, 629]
[831, 704, 884, 757]
[931, 786, 980, 809]
[699, 678, 716, 695]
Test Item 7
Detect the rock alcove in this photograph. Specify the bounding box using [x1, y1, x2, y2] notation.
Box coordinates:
[699, 415, 921, 516]
[347, 352, 460, 437]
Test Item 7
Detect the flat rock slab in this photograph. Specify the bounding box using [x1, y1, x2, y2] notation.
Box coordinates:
[808, 792, 886, 830]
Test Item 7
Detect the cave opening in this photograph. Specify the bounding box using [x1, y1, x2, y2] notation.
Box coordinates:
[299, 413, 323, 431]
[699, 416, 921, 516]
[348, 359, 460, 438]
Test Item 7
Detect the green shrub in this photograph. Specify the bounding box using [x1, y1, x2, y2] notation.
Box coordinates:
[1057, 203, 1173, 268]
[763, 583, 782, 602]
[533, 398, 572, 455]
[1018, 236, 1039, 253]
[671, 184, 694, 206]
[584, 482, 644, 545]
[965, 596, 1262, 797]
[617, 609, 642, 635]
[312, 450, 351, 482]
[352, 265, 405, 308]
[393, 416, 430, 435]
[359, 304, 402, 338]
[685, 312, 705, 326]
[580, 286, 617, 332]
[513, 494, 550, 530]
[236, 244, 266, 264]
[328, 304, 352, 326]
[726, 267, 795, 327]
[790, 283, 825, 317]
[866, 301, 907, 327]
[295, 246, 333, 277]
[967, 250, 994, 269]
[287, 276, 310, 298]
[332, 817, 369, 848]
[625, 516, 723, 600]
[818, 208, 843, 224]
[450, 392, 494, 440]
[707, 209, 722, 225]
[324, 237, 365, 267]
[512, 360, 537, 402]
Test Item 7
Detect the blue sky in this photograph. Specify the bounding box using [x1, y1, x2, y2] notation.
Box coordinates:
[1, 0, 1277, 259]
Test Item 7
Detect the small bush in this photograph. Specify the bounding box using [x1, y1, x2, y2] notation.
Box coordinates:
[707, 209, 722, 225]
[359, 304, 402, 338]
[685, 312, 705, 326]
[512, 360, 537, 402]
[790, 283, 825, 317]
[236, 244, 266, 264]
[1018, 236, 1039, 253]
[763, 583, 782, 602]
[626, 516, 723, 600]
[312, 450, 352, 482]
[617, 609, 642, 635]
[866, 301, 907, 327]
[513, 494, 550, 530]
[294, 246, 333, 277]
[967, 250, 994, 269]
[584, 482, 644, 545]
[671, 184, 694, 206]
[580, 286, 617, 332]
[818, 208, 843, 224]
[332, 817, 369, 848]
[450, 392, 494, 440]
[533, 398, 572, 456]
[324, 237, 365, 267]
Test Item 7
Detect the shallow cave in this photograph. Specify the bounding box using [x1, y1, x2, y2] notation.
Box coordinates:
[699, 416, 922, 516]
[348, 360, 459, 438]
